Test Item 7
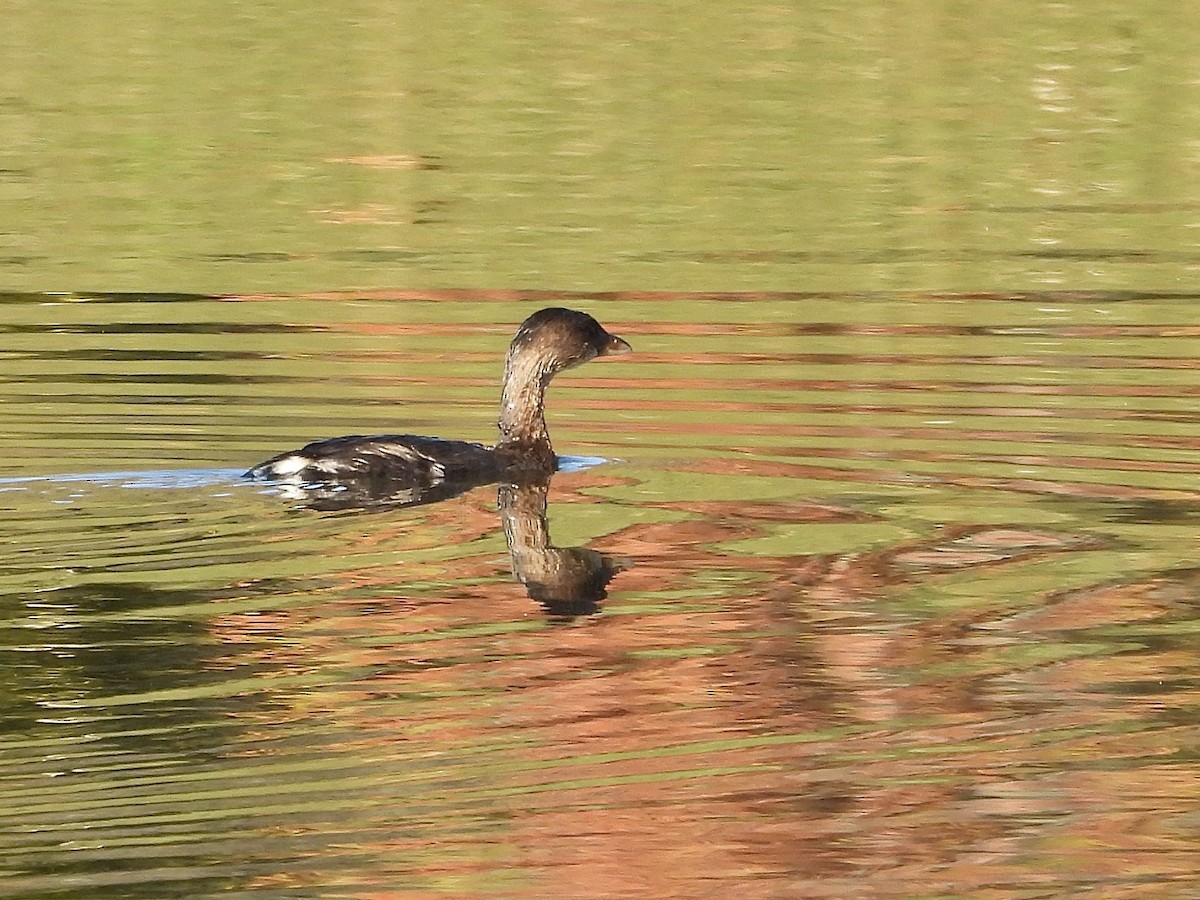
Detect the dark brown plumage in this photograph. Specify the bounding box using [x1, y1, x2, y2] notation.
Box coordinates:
[245, 308, 630, 497]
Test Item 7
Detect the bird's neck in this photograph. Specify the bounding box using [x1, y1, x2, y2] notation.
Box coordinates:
[496, 351, 555, 465]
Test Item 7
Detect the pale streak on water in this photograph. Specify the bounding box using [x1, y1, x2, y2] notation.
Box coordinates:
[1, 291, 1200, 898]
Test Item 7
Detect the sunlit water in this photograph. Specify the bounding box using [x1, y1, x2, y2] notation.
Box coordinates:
[1, 292, 1199, 898]
[6, 1, 1200, 895]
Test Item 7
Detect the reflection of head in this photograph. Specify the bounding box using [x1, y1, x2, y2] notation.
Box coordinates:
[521, 548, 624, 618]
[499, 476, 627, 619]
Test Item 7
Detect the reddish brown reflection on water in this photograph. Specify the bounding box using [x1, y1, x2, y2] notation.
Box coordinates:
[209, 463, 1200, 897]
[7, 288, 1194, 895]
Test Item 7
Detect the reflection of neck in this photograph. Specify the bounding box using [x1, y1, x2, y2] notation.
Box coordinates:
[499, 476, 551, 567]
[496, 350, 555, 465]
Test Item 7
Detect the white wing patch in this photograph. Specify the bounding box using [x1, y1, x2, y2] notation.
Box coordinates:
[266, 441, 448, 483]
[267, 455, 312, 478]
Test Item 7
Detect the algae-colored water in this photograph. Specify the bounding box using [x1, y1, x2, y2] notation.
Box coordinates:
[3, 4, 1200, 897]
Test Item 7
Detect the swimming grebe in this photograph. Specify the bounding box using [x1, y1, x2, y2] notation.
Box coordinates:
[245, 308, 631, 489]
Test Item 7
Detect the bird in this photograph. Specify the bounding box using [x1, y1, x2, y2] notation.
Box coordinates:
[245, 307, 631, 503]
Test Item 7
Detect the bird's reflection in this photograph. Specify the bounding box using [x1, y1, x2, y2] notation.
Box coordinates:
[499, 473, 624, 617]
[266, 467, 624, 617]
[267, 471, 498, 512]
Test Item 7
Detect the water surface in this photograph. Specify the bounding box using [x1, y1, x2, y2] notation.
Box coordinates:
[5, 1, 1200, 896]
[2, 291, 1200, 898]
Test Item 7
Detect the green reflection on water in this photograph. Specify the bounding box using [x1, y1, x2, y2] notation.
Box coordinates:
[3, 5, 1200, 896]
[4, 3, 1200, 292]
